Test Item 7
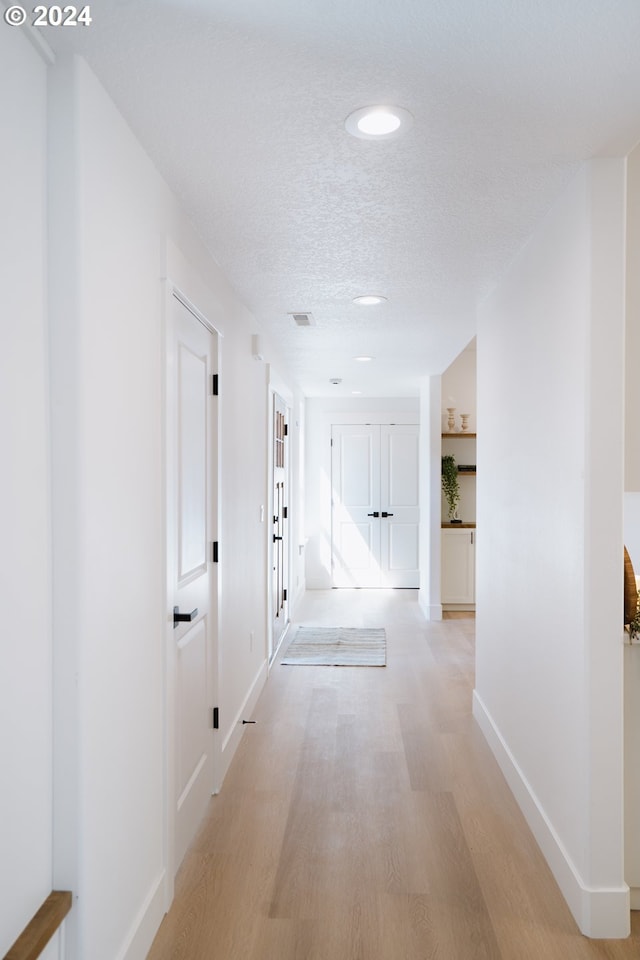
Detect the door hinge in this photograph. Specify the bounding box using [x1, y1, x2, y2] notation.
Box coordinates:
[212, 541, 219, 563]
[282, 506, 288, 519]
[284, 423, 288, 436]
[212, 374, 219, 396]
[283, 589, 287, 601]
[213, 707, 219, 729]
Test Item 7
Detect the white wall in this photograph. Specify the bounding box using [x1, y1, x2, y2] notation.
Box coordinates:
[304, 397, 419, 589]
[624, 142, 640, 910]
[418, 378, 442, 619]
[44, 53, 298, 960]
[441, 342, 477, 433]
[0, 23, 57, 957]
[626, 144, 640, 495]
[624, 139, 640, 589]
[625, 496, 640, 569]
[52, 58, 169, 959]
[475, 160, 628, 937]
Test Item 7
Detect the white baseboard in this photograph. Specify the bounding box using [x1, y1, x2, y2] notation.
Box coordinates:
[219, 659, 268, 785]
[269, 621, 291, 671]
[418, 591, 442, 621]
[472, 690, 630, 938]
[117, 870, 166, 960]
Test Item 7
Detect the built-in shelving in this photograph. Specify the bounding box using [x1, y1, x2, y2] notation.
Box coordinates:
[441, 429, 476, 607]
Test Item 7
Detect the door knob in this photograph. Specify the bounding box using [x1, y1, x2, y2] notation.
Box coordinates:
[367, 511, 380, 518]
[173, 606, 198, 628]
[381, 512, 394, 518]
[273, 535, 283, 542]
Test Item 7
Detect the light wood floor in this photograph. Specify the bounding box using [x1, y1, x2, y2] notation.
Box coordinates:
[147, 590, 639, 960]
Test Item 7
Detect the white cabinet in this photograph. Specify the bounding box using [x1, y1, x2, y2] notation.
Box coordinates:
[441, 528, 476, 604]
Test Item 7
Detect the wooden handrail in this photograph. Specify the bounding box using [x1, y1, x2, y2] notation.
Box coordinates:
[4, 891, 72, 960]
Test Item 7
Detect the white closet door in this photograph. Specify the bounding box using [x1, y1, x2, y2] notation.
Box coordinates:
[331, 424, 419, 588]
[331, 425, 382, 587]
[380, 425, 420, 588]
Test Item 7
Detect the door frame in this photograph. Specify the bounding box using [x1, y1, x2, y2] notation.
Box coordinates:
[162, 281, 222, 909]
[268, 386, 292, 663]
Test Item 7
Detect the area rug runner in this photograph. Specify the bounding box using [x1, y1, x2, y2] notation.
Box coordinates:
[281, 626, 386, 666]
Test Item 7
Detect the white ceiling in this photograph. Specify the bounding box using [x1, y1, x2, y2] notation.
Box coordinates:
[41, 0, 640, 396]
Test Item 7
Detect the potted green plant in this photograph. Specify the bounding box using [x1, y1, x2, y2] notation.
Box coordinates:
[628, 600, 640, 642]
[441, 454, 461, 522]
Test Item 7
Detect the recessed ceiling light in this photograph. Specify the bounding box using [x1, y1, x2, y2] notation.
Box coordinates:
[353, 295, 387, 306]
[345, 105, 413, 141]
[352, 391, 362, 395]
[354, 356, 374, 362]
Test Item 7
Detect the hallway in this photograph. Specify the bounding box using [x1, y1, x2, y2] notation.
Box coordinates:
[147, 591, 639, 960]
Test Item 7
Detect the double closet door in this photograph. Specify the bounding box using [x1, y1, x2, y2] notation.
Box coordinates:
[331, 424, 419, 588]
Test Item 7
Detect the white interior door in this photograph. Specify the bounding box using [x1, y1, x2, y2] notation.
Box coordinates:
[331, 424, 419, 587]
[167, 291, 218, 876]
[380, 424, 420, 588]
[271, 393, 289, 656]
[331, 425, 382, 587]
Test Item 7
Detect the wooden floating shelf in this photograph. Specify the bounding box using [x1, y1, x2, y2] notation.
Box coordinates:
[442, 432, 476, 438]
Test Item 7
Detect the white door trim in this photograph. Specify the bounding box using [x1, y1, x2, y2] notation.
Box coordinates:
[171, 285, 224, 338]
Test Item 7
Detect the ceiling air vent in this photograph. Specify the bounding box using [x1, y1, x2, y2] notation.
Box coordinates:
[290, 312, 315, 327]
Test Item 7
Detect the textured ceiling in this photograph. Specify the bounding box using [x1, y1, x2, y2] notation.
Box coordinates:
[40, 0, 640, 396]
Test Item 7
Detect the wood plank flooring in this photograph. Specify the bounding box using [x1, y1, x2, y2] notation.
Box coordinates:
[147, 590, 639, 960]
